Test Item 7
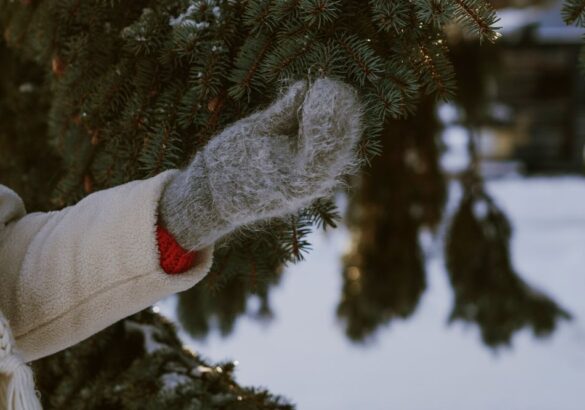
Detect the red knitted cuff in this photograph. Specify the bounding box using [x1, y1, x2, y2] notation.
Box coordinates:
[156, 225, 197, 274]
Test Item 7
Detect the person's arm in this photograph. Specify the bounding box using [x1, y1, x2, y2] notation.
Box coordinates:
[0, 171, 214, 362]
[0, 78, 362, 363]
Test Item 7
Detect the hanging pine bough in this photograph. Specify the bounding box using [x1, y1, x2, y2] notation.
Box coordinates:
[445, 181, 571, 347]
[177, 228, 285, 339]
[338, 100, 446, 342]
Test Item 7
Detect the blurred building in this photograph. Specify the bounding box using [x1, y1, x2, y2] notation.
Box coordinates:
[479, 1, 585, 173]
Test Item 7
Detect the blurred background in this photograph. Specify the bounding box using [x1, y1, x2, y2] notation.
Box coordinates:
[155, 0, 585, 408]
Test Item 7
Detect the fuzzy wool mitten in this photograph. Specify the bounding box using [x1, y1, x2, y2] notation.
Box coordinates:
[160, 78, 363, 250]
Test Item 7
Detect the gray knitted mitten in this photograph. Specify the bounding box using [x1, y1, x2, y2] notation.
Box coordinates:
[159, 78, 363, 250]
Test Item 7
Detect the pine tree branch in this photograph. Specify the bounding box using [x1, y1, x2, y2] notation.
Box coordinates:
[563, 0, 585, 26]
[450, 0, 500, 43]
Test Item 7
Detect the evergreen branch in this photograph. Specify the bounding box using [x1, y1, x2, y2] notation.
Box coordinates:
[154, 126, 172, 174]
[229, 34, 274, 99]
[177, 87, 203, 128]
[358, 119, 384, 164]
[415, 0, 454, 29]
[281, 214, 312, 262]
[307, 198, 340, 230]
[336, 33, 384, 86]
[246, 249, 259, 291]
[415, 42, 456, 100]
[206, 247, 232, 291]
[261, 31, 314, 80]
[300, 0, 341, 28]
[385, 71, 420, 116]
[139, 123, 182, 176]
[171, 25, 205, 63]
[371, 81, 404, 119]
[304, 39, 346, 78]
[204, 89, 227, 133]
[369, 0, 410, 33]
[562, 0, 585, 26]
[243, 0, 277, 32]
[450, 0, 500, 43]
[290, 215, 302, 262]
[273, 0, 303, 20]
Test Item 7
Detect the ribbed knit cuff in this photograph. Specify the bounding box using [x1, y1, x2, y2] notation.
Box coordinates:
[156, 225, 197, 274]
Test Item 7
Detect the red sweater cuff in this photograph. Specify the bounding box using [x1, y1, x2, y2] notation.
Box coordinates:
[156, 225, 197, 274]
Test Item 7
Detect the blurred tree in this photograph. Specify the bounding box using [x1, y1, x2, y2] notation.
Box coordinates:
[336, 16, 571, 345]
[445, 176, 571, 347]
[338, 100, 446, 341]
[0, 42, 61, 212]
[445, 27, 571, 347]
[177, 231, 284, 339]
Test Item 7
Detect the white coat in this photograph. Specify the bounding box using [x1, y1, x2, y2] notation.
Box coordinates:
[0, 170, 214, 409]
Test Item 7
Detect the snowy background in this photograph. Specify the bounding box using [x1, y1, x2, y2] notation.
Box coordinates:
[159, 173, 585, 410]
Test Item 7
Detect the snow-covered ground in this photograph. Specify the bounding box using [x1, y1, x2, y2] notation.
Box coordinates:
[159, 175, 585, 410]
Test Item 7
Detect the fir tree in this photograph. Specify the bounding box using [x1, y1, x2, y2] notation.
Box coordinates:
[0, 0, 572, 407]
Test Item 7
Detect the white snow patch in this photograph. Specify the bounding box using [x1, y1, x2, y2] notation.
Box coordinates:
[472, 199, 489, 220]
[440, 125, 471, 174]
[437, 102, 460, 124]
[190, 365, 214, 377]
[170, 2, 220, 28]
[169, 4, 198, 27]
[178, 20, 210, 30]
[169, 3, 212, 29]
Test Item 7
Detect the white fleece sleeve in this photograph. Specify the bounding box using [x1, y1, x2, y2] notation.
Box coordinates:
[0, 170, 214, 362]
